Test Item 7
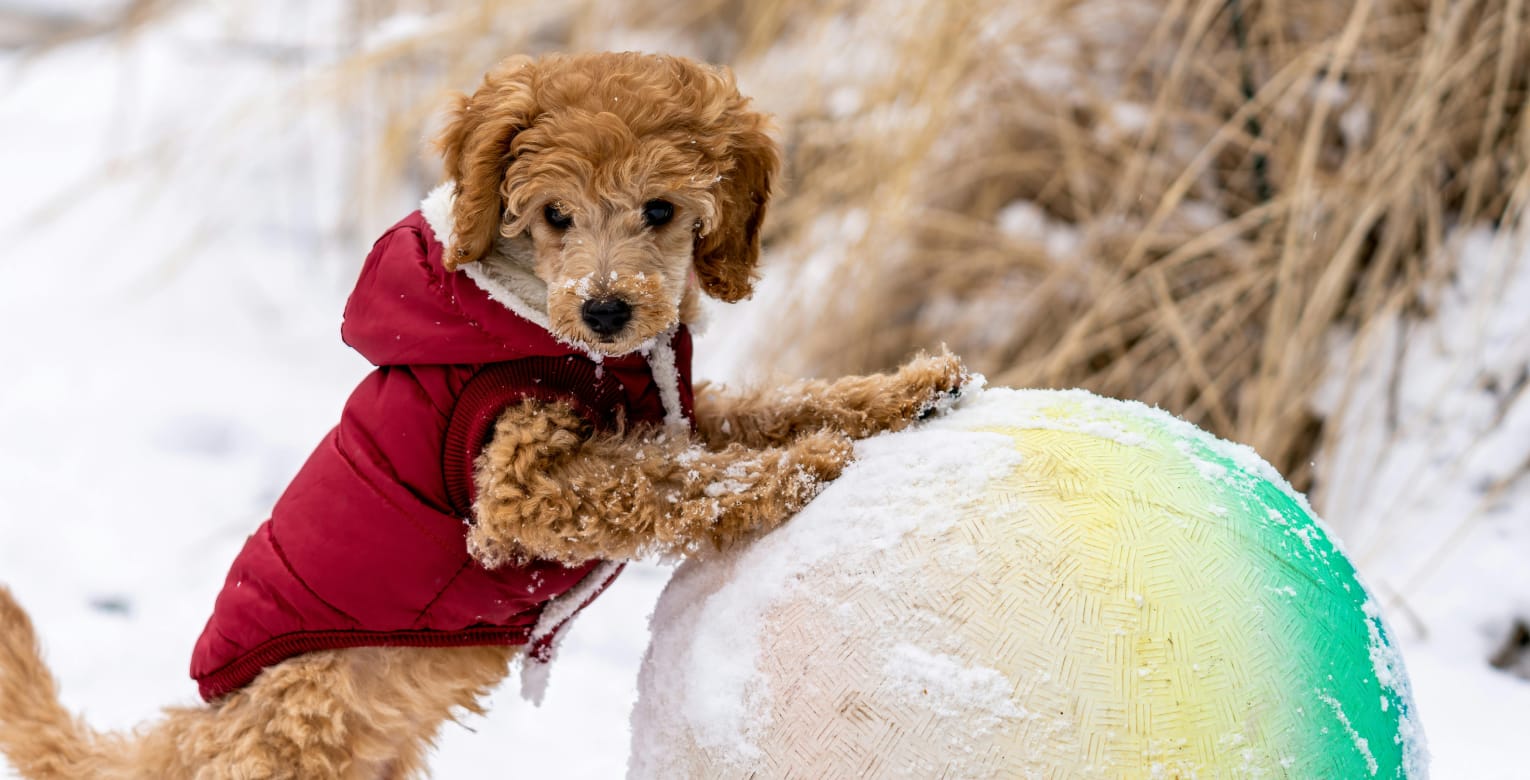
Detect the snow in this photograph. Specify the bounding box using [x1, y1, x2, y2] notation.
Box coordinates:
[1317, 690, 1379, 776]
[881, 644, 1025, 728]
[0, 2, 1524, 777]
[629, 422, 1024, 767]
[996, 200, 1083, 260]
[1403, 643, 1530, 779]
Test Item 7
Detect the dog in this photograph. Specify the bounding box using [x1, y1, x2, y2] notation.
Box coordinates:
[0, 51, 967, 779]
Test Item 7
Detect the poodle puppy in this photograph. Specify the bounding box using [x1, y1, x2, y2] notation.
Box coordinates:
[0, 51, 967, 780]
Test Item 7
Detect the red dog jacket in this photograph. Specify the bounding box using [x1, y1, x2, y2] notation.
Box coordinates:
[191, 186, 694, 701]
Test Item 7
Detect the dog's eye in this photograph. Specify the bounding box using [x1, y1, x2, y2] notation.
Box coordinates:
[641, 199, 674, 228]
[544, 203, 573, 230]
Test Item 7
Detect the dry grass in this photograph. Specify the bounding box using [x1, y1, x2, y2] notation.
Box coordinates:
[71, 0, 1527, 485]
[704, 0, 1530, 487]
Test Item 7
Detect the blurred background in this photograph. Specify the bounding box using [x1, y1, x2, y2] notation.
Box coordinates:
[1, 0, 1527, 775]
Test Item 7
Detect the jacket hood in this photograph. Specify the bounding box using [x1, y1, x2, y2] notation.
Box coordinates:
[343, 183, 613, 367]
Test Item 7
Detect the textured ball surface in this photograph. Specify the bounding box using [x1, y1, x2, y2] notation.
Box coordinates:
[629, 388, 1426, 779]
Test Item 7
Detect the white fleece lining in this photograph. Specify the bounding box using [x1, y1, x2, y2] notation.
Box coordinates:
[418, 181, 459, 258]
[529, 561, 623, 642]
[643, 330, 689, 433]
[463, 264, 558, 333]
[474, 251, 550, 318]
[519, 560, 624, 706]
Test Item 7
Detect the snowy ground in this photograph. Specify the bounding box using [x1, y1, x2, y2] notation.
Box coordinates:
[1, 3, 1526, 778]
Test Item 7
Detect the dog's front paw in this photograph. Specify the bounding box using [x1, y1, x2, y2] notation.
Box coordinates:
[887, 347, 972, 425]
[778, 429, 855, 507]
[698, 431, 854, 549]
[715, 430, 854, 509]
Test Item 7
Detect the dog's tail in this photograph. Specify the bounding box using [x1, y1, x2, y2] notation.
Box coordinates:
[0, 586, 124, 779]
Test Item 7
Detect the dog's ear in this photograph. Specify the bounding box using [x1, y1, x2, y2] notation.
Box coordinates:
[693, 99, 780, 303]
[434, 56, 540, 270]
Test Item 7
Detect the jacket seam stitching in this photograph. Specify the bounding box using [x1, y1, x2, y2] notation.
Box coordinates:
[266, 527, 363, 626]
[412, 558, 475, 628]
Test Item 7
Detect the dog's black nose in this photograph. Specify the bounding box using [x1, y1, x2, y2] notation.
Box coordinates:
[581, 298, 632, 337]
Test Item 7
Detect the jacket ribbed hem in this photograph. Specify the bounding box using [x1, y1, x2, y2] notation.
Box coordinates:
[195, 626, 534, 701]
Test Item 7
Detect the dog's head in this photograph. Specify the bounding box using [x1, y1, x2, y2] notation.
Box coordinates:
[434, 52, 779, 355]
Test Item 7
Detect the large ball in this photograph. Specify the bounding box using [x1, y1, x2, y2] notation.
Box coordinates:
[629, 388, 1426, 778]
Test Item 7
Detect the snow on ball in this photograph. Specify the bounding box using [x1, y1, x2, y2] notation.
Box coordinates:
[629, 388, 1427, 778]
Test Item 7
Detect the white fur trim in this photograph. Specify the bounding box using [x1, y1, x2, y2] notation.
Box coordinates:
[519, 651, 554, 707]
[420, 181, 458, 251]
[519, 560, 624, 706]
[462, 263, 555, 332]
[528, 561, 623, 641]
[644, 329, 690, 433]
